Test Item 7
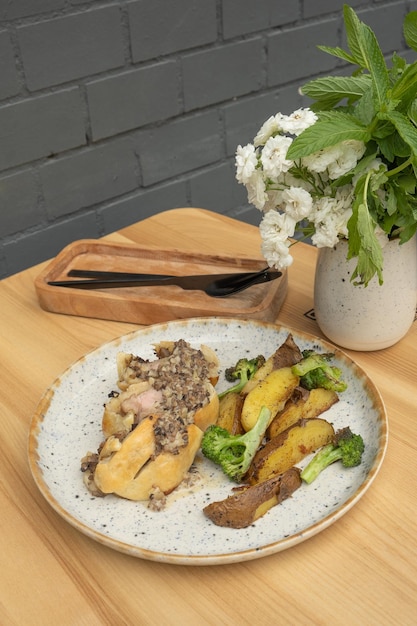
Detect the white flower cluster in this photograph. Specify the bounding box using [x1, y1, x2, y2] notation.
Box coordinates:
[235, 108, 371, 271]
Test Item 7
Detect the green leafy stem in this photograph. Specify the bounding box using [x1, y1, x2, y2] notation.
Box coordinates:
[285, 4, 417, 285]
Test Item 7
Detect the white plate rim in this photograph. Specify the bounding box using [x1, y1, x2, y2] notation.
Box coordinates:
[28, 317, 388, 565]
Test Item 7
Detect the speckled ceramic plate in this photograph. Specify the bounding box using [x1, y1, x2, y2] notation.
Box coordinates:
[28, 318, 387, 565]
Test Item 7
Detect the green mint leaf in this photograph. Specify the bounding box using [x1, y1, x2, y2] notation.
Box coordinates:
[399, 222, 417, 242]
[386, 185, 398, 216]
[397, 174, 417, 194]
[409, 99, 417, 126]
[377, 131, 411, 161]
[353, 88, 375, 125]
[403, 11, 417, 52]
[343, 5, 370, 68]
[343, 5, 389, 109]
[379, 110, 417, 156]
[368, 167, 388, 193]
[362, 27, 390, 109]
[390, 52, 407, 75]
[390, 62, 417, 112]
[388, 186, 417, 241]
[286, 112, 370, 159]
[301, 75, 370, 104]
[372, 120, 396, 139]
[352, 152, 379, 175]
[350, 202, 384, 285]
[316, 44, 356, 64]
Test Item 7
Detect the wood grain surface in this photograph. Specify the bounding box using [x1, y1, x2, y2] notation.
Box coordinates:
[34, 238, 287, 323]
[1, 208, 416, 626]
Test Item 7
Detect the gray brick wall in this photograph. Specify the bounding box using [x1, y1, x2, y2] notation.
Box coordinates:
[0, 0, 414, 277]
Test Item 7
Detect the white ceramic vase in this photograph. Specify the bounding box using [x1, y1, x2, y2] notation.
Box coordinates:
[314, 236, 417, 351]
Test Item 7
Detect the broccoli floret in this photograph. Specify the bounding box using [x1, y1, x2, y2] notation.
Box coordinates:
[300, 427, 365, 484]
[291, 350, 347, 392]
[218, 355, 265, 399]
[201, 405, 271, 482]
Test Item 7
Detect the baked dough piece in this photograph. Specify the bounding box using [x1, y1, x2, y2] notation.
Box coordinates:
[94, 420, 204, 501]
[81, 339, 220, 502]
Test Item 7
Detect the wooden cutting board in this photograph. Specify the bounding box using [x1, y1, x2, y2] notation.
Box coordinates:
[34, 239, 288, 324]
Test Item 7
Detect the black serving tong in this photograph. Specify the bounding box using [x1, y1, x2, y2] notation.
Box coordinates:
[47, 267, 282, 298]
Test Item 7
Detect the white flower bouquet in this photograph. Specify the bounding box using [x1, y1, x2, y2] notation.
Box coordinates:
[236, 5, 417, 286]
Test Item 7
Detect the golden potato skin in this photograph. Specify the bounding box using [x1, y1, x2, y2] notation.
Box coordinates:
[203, 467, 302, 528]
[267, 388, 339, 439]
[241, 333, 303, 394]
[246, 418, 335, 485]
[217, 392, 245, 434]
[241, 367, 300, 432]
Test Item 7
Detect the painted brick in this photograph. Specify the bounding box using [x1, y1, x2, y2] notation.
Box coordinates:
[267, 19, 339, 86]
[40, 139, 138, 218]
[182, 38, 264, 111]
[17, 6, 125, 90]
[0, 253, 7, 279]
[222, 0, 299, 39]
[128, 0, 217, 62]
[0, 88, 86, 171]
[0, 1, 409, 279]
[0, 170, 43, 236]
[0, 31, 20, 100]
[87, 61, 180, 141]
[275, 82, 306, 115]
[0, 0, 65, 20]
[224, 94, 279, 157]
[3, 212, 99, 276]
[303, 0, 364, 18]
[189, 161, 247, 213]
[227, 204, 261, 227]
[137, 111, 223, 186]
[100, 180, 188, 233]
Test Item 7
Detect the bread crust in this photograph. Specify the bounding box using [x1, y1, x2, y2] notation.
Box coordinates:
[103, 424, 203, 501]
[94, 386, 219, 500]
[84, 340, 220, 502]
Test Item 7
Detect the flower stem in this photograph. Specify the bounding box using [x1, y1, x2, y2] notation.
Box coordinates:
[385, 157, 413, 178]
[363, 170, 371, 209]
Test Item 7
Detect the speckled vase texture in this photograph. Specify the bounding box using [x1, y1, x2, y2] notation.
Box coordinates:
[314, 236, 417, 351]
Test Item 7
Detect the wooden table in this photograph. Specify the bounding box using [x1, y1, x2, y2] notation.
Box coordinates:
[1, 208, 416, 625]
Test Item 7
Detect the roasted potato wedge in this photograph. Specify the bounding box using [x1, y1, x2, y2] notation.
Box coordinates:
[246, 418, 335, 484]
[267, 388, 339, 439]
[217, 392, 245, 434]
[241, 334, 302, 394]
[241, 367, 299, 432]
[203, 467, 302, 528]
